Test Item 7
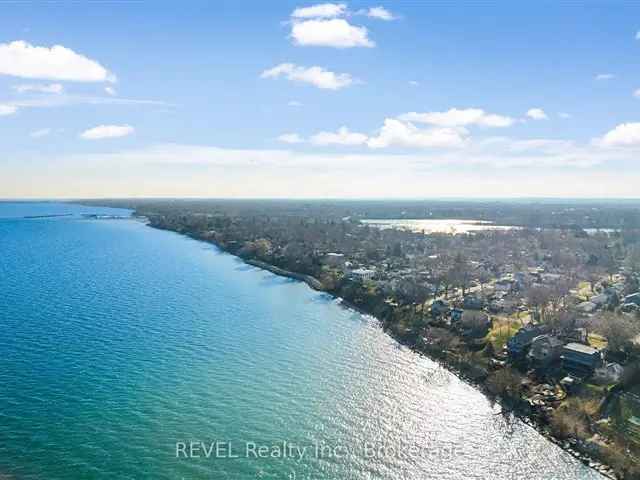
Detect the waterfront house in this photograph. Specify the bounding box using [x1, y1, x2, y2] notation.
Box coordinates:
[626, 416, 640, 445]
[561, 343, 602, 377]
[624, 292, 640, 306]
[507, 324, 548, 358]
[576, 301, 597, 314]
[527, 334, 565, 367]
[430, 299, 450, 318]
[621, 303, 639, 313]
[593, 362, 624, 384]
[590, 293, 609, 308]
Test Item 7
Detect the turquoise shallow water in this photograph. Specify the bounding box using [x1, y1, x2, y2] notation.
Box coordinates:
[0, 203, 602, 480]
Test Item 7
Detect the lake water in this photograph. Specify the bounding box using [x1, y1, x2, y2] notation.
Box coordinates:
[0, 203, 601, 479]
[361, 219, 518, 234]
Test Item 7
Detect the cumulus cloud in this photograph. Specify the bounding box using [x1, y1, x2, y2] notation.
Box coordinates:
[261, 63, 355, 90]
[13, 83, 63, 94]
[277, 133, 304, 144]
[526, 108, 548, 120]
[30, 128, 51, 138]
[290, 18, 374, 48]
[0, 104, 17, 116]
[80, 124, 134, 140]
[558, 112, 571, 119]
[636, 31, 640, 40]
[292, 3, 346, 18]
[310, 126, 368, 145]
[408, 80, 419, 86]
[0, 40, 115, 82]
[104, 86, 117, 96]
[596, 122, 640, 147]
[400, 108, 515, 128]
[595, 73, 614, 81]
[367, 118, 468, 149]
[287, 100, 303, 107]
[366, 6, 396, 20]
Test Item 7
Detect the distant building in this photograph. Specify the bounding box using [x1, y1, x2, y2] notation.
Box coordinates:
[495, 278, 514, 292]
[561, 343, 602, 377]
[349, 268, 375, 282]
[323, 252, 346, 267]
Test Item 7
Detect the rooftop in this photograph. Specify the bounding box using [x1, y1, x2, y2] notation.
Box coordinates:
[563, 342, 599, 355]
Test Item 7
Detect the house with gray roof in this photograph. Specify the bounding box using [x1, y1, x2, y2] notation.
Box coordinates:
[561, 343, 602, 377]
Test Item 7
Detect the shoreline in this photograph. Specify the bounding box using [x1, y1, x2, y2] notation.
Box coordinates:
[144, 220, 618, 479]
[243, 258, 324, 291]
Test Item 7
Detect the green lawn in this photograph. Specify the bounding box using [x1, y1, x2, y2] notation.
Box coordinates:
[486, 318, 521, 350]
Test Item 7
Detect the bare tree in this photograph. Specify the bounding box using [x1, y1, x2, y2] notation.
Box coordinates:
[527, 286, 552, 323]
[591, 312, 640, 353]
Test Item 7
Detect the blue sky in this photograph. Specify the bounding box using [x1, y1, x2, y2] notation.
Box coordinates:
[2, 1, 640, 198]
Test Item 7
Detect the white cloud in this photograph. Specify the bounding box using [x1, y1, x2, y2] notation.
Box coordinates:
[558, 112, 571, 119]
[30, 128, 51, 138]
[400, 108, 515, 128]
[366, 6, 396, 20]
[595, 73, 614, 81]
[59, 136, 613, 171]
[291, 3, 346, 18]
[636, 30, 640, 40]
[80, 124, 134, 140]
[0, 40, 115, 82]
[104, 86, 117, 96]
[277, 133, 304, 144]
[13, 83, 63, 94]
[596, 122, 640, 147]
[0, 104, 17, 116]
[290, 18, 374, 48]
[489, 138, 575, 154]
[310, 126, 368, 145]
[9, 139, 636, 198]
[367, 118, 468, 149]
[261, 63, 354, 90]
[7, 94, 172, 110]
[408, 80, 419, 86]
[526, 108, 548, 120]
[287, 100, 303, 107]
